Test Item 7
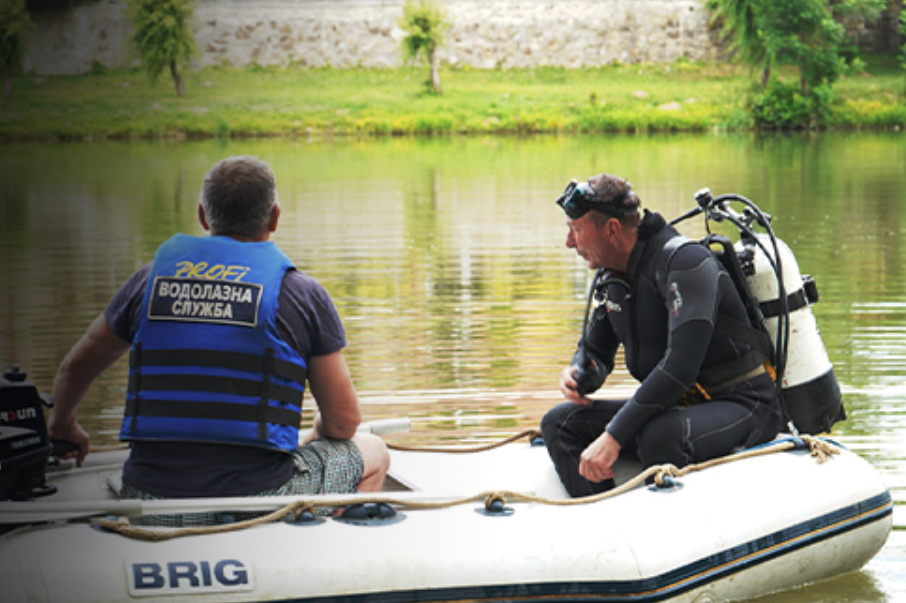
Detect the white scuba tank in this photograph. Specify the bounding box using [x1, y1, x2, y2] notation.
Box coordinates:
[738, 233, 844, 434]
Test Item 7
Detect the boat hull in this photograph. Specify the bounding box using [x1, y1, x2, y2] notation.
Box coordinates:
[0, 440, 893, 603]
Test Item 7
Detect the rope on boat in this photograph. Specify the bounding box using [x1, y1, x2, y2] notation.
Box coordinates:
[385, 429, 543, 453]
[96, 433, 838, 541]
[83, 428, 541, 455]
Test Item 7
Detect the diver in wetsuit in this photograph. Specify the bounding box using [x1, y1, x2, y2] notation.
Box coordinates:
[541, 174, 784, 498]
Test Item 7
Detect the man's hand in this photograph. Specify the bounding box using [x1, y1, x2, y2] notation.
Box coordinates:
[579, 430, 621, 483]
[560, 365, 593, 406]
[47, 418, 91, 467]
[299, 413, 324, 446]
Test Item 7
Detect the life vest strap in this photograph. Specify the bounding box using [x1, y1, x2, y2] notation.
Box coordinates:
[123, 398, 301, 428]
[129, 348, 308, 386]
[127, 374, 303, 407]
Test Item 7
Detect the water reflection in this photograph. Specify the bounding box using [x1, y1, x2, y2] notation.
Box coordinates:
[1, 132, 905, 601]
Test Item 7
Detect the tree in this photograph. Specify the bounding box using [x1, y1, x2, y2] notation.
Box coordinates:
[399, 0, 449, 94]
[900, 1, 906, 76]
[126, 0, 197, 96]
[758, 0, 846, 96]
[708, 0, 881, 91]
[710, 0, 856, 128]
[0, 0, 33, 97]
[707, 0, 772, 87]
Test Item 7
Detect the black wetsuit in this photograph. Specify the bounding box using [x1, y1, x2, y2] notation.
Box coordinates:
[542, 211, 783, 497]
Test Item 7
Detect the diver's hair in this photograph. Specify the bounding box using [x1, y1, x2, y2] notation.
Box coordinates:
[588, 173, 641, 228]
[200, 156, 277, 238]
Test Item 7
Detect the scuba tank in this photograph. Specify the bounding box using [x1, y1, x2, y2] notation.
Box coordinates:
[671, 189, 845, 435]
[741, 233, 843, 434]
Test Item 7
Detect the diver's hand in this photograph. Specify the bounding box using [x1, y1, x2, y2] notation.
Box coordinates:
[560, 365, 593, 406]
[579, 431, 620, 483]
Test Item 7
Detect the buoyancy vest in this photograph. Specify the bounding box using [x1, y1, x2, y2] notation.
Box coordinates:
[607, 212, 772, 389]
[654, 234, 774, 390]
[119, 233, 308, 453]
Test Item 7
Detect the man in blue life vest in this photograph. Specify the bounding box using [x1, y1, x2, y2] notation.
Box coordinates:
[541, 173, 783, 497]
[48, 155, 389, 524]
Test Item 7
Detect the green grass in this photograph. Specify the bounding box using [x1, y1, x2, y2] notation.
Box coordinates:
[1, 58, 904, 140]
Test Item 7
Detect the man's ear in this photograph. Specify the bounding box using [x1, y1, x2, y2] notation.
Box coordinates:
[198, 203, 211, 231]
[268, 204, 281, 233]
[604, 216, 622, 241]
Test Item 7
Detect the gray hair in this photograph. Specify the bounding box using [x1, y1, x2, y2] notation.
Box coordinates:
[588, 173, 641, 228]
[200, 156, 277, 238]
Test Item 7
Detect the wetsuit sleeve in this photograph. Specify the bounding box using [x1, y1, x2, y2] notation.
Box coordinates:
[607, 247, 721, 447]
[576, 304, 620, 380]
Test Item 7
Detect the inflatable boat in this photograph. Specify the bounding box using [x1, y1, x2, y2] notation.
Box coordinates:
[0, 421, 893, 603]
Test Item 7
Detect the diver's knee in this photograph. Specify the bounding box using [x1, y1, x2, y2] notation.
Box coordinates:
[541, 402, 575, 435]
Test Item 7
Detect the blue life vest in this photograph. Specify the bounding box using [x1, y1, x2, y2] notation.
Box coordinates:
[119, 233, 308, 453]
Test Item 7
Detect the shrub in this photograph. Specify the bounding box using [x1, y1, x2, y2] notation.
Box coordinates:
[750, 80, 834, 129]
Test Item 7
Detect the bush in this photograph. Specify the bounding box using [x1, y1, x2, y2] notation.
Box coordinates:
[750, 80, 834, 129]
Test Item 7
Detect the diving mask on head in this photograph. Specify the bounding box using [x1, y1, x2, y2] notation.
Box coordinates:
[556, 178, 633, 220]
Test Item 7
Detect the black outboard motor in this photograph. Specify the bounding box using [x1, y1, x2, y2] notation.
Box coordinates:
[0, 365, 55, 501]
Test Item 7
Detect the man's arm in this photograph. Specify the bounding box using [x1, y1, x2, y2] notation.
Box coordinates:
[48, 314, 131, 466]
[304, 350, 362, 441]
[562, 301, 621, 404]
[606, 250, 720, 447]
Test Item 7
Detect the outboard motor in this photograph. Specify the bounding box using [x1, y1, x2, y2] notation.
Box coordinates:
[0, 365, 55, 500]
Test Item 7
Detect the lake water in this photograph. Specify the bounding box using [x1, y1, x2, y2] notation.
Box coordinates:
[1, 132, 904, 601]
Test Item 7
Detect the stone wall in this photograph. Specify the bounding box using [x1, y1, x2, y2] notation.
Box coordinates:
[23, 0, 718, 75]
[841, 7, 903, 54]
[23, 0, 901, 76]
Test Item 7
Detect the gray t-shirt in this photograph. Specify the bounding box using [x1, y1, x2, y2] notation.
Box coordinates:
[108, 263, 348, 497]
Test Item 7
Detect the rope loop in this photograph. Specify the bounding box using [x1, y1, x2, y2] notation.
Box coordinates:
[800, 434, 840, 463]
[292, 502, 319, 521]
[484, 492, 507, 510]
[652, 464, 683, 487]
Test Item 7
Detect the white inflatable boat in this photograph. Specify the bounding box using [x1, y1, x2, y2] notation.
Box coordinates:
[0, 425, 893, 603]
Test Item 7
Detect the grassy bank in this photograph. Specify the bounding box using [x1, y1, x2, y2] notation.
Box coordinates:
[1, 57, 904, 140]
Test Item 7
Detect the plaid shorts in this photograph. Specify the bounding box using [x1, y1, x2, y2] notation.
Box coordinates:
[120, 438, 364, 527]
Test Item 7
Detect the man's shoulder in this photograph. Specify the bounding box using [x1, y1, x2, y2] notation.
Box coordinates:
[277, 268, 339, 319]
[281, 268, 329, 296]
[665, 237, 713, 265]
[104, 263, 153, 342]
